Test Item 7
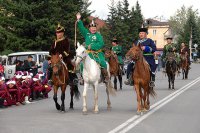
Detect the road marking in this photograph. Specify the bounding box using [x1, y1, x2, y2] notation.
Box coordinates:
[109, 76, 200, 133]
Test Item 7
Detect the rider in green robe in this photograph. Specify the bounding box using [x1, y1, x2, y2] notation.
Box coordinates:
[162, 37, 181, 72]
[76, 13, 110, 82]
[111, 38, 123, 65]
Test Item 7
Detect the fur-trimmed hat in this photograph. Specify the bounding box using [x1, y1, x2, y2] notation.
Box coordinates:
[138, 28, 148, 33]
[33, 74, 40, 81]
[89, 20, 97, 28]
[14, 71, 23, 79]
[6, 79, 16, 85]
[56, 23, 65, 33]
[112, 38, 118, 43]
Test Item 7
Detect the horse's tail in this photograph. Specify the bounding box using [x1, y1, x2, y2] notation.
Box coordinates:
[73, 84, 80, 100]
[149, 86, 156, 98]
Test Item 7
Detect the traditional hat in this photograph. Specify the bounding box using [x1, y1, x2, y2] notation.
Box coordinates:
[33, 74, 40, 81]
[138, 28, 148, 33]
[22, 71, 32, 79]
[56, 23, 65, 33]
[112, 38, 118, 43]
[166, 37, 173, 40]
[37, 71, 44, 79]
[89, 20, 97, 28]
[0, 76, 5, 81]
[14, 71, 23, 79]
[6, 78, 16, 85]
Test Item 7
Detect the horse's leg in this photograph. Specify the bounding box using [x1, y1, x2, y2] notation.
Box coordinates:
[69, 85, 74, 109]
[145, 87, 150, 111]
[168, 74, 171, 89]
[53, 86, 60, 110]
[172, 75, 175, 89]
[93, 81, 99, 113]
[114, 76, 117, 90]
[82, 83, 89, 115]
[118, 74, 122, 90]
[185, 68, 189, 79]
[182, 69, 185, 79]
[106, 85, 112, 110]
[60, 85, 66, 112]
[135, 84, 142, 115]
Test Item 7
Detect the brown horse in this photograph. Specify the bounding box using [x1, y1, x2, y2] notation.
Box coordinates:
[165, 53, 177, 89]
[105, 48, 122, 90]
[180, 53, 189, 79]
[126, 44, 156, 115]
[51, 54, 80, 112]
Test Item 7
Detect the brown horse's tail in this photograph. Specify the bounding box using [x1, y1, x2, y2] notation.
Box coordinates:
[149, 86, 156, 98]
[73, 84, 80, 100]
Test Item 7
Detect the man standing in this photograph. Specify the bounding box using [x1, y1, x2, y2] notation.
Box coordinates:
[125, 28, 157, 87]
[76, 13, 110, 83]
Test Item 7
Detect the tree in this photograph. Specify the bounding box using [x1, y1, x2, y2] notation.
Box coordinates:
[0, 0, 92, 54]
[169, 6, 200, 51]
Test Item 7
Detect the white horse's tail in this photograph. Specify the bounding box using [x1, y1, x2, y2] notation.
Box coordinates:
[106, 62, 116, 96]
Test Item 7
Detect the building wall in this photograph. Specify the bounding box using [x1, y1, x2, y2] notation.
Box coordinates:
[147, 26, 170, 49]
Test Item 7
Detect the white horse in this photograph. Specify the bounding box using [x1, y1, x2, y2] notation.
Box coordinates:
[75, 43, 115, 114]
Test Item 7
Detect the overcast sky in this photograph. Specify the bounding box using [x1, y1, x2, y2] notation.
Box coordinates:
[89, 0, 200, 20]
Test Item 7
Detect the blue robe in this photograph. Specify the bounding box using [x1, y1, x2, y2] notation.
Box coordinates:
[135, 38, 157, 73]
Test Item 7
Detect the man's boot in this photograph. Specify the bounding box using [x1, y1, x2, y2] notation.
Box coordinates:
[149, 73, 155, 87]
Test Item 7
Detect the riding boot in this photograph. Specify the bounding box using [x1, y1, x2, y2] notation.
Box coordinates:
[101, 68, 110, 83]
[149, 73, 155, 87]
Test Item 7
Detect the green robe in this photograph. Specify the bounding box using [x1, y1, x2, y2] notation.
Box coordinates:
[162, 43, 180, 63]
[77, 20, 107, 68]
[112, 45, 123, 65]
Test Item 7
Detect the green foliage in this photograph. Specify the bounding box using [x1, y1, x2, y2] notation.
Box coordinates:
[0, 0, 92, 54]
[169, 6, 200, 52]
[102, 0, 143, 55]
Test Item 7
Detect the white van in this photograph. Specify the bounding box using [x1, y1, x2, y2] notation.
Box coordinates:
[5, 51, 49, 80]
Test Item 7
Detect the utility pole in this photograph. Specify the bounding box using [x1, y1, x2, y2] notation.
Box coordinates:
[189, 27, 192, 61]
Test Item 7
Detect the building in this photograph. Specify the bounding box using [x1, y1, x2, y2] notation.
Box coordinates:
[146, 18, 173, 53]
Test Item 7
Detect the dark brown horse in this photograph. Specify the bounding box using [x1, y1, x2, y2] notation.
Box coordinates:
[180, 53, 189, 79]
[165, 53, 178, 89]
[51, 54, 79, 112]
[126, 44, 156, 115]
[105, 48, 122, 90]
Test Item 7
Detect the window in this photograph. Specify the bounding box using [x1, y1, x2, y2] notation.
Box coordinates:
[153, 30, 157, 35]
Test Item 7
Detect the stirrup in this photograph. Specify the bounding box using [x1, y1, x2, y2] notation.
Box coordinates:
[149, 81, 155, 87]
[124, 79, 130, 85]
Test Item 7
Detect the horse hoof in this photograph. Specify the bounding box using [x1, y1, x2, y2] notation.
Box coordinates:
[56, 104, 61, 110]
[107, 106, 112, 111]
[82, 111, 88, 115]
[93, 110, 99, 114]
[136, 111, 142, 115]
[69, 107, 74, 110]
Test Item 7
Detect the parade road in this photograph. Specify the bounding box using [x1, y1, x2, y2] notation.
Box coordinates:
[0, 64, 200, 133]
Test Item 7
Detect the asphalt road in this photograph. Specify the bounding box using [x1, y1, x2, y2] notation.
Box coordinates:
[0, 63, 200, 133]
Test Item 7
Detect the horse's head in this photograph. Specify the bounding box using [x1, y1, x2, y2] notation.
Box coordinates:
[75, 42, 87, 66]
[126, 43, 142, 61]
[50, 53, 61, 75]
[166, 52, 175, 63]
[104, 48, 112, 58]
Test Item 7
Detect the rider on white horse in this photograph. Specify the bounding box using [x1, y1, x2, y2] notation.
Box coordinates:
[76, 13, 110, 83]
